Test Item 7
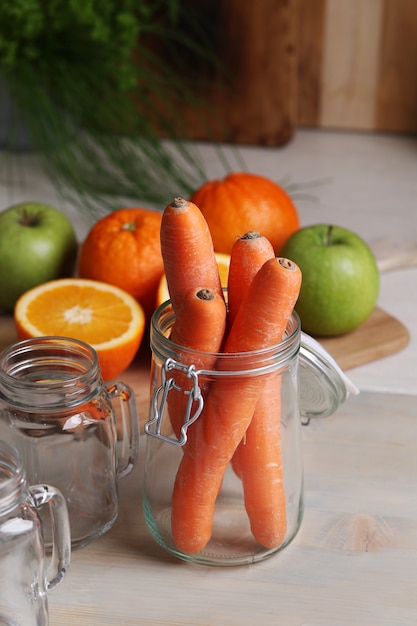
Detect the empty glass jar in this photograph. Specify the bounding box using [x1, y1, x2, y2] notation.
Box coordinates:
[0, 440, 70, 626]
[0, 336, 139, 550]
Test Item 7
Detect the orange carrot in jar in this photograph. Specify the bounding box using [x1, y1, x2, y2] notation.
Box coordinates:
[167, 288, 227, 439]
[227, 230, 276, 478]
[171, 257, 302, 554]
[160, 198, 223, 316]
[227, 234, 295, 547]
[227, 230, 275, 326]
[238, 374, 287, 548]
[170, 288, 226, 353]
[237, 258, 301, 548]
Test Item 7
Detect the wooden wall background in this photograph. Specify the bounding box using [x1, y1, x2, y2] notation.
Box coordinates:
[299, 0, 417, 134]
[172, 0, 417, 146]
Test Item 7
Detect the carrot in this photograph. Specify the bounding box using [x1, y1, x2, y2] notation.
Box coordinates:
[167, 287, 227, 438]
[160, 197, 223, 316]
[238, 373, 286, 548]
[171, 257, 302, 554]
[170, 288, 226, 353]
[227, 230, 275, 326]
[237, 257, 301, 548]
[227, 230, 275, 478]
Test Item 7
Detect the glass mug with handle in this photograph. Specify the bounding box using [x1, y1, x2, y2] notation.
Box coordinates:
[0, 440, 70, 626]
[0, 336, 139, 550]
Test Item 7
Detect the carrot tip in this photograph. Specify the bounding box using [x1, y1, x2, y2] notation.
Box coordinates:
[241, 231, 262, 240]
[171, 197, 188, 209]
[196, 288, 215, 301]
[277, 257, 298, 271]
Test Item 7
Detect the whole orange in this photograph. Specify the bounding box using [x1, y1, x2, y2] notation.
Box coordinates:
[189, 172, 300, 255]
[78, 208, 164, 319]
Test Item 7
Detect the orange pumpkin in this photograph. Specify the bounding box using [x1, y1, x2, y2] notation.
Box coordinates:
[189, 172, 300, 255]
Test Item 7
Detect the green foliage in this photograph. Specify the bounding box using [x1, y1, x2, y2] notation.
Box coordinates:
[0, 1, 231, 220]
[0, 1, 139, 84]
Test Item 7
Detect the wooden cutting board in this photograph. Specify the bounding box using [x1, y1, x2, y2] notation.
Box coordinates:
[319, 306, 410, 371]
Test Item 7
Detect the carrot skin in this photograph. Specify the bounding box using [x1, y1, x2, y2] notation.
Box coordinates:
[159, 197, 225, 439]
[171, 257, 302, 554]
[238, 373, 287, 548]
[227, 230, 275, 326]
[160, 198, 223, 316]
[227, 230, 275, 477]
[167, 288, 227, 438]
[171, 370, 265, 553]
[170, 288, 226, 353]
[236, 257, 301, 548]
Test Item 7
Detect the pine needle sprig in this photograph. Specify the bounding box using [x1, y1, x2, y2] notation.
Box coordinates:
[0, 0, 236, 221]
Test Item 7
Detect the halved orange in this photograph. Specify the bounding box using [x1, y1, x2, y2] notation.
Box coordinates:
[156, 252, 231, 308]
[14, 278, 145, 381]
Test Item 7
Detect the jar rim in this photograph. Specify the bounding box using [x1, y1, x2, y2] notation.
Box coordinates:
[151, 299, 353, 420]
[0, 336, 101, 410]
[151, 299, 301, 376]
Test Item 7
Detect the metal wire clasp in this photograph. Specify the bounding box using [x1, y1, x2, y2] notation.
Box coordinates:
[144, 358, 204, 446]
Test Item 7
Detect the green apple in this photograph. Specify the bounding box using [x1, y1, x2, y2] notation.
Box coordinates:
[0, 202, 78, 312]
[280, 224, 380, 337]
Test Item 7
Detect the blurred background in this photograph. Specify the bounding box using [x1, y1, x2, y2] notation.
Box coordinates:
[1, 0, 416, 216]
[167, 0, 417, 145]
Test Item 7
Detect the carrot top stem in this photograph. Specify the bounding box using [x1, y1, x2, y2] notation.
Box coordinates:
[240, 230, 262, 240]
[278, 257, 298, 271]
[196, 288, 215, 301]
[171, 197, 188, 209]
[160, 197, 223, 315]
[227, 230, 275, 327]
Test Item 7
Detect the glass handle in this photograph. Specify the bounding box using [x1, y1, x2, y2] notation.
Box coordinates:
[106, 381, 139, 478]
[29, 484, 71, 591]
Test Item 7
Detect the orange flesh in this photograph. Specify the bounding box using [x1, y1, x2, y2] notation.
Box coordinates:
[22, 285, 134, 345]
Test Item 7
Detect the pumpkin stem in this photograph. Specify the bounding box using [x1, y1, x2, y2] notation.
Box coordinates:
[121, 222, 136, 232]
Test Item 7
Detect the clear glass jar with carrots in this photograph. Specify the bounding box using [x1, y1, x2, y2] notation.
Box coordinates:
[143, 198, 345, 566]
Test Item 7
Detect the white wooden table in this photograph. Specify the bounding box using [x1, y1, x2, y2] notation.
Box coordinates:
[2, 128, 417, 625]
[47, 390, 417, 626]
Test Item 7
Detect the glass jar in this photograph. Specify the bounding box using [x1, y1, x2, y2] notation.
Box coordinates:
[0, 440, 70, 626]
[143, 300, 352, 567]
[0, 336, 139, 550]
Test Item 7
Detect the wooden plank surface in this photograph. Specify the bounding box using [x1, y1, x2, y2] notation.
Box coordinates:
[151, 0, 299, 146]
[376, 0, 417, 132]
[172, 0, 417, 142]
[0, 311, 414, 623]
[45, 390, 417, 625]
[319, 306, 410, 371]
[298, 0, 417, 133]
[297, 0, 327, 127]
[319, 0, 384, 130]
